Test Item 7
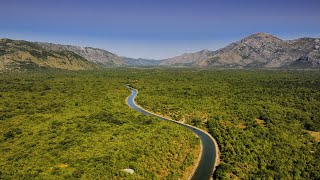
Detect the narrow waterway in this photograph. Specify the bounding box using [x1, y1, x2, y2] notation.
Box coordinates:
[126, 87, 217, 180]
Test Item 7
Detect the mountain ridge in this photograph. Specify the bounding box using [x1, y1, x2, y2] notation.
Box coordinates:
[122, 57, 163, 66]
[1, 33, 320, 72]
[160, 49, 211, 66]
[0, 39, 100, 72]
[165, 33, 320, 68]
[37, 42, 125, 66]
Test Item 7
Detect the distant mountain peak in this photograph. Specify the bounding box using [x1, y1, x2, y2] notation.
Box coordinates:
[200, 49, 210, 53]
[241, 32, 284, 43]
[122, 57, 163, 66]
[249, 32, 273, 37]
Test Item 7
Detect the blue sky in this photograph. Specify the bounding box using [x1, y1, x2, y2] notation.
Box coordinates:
[1, 0, 320, 59]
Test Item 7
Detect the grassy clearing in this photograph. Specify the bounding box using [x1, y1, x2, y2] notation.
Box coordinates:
[306, 130, 320, 142]
[255, 118, 266, 128]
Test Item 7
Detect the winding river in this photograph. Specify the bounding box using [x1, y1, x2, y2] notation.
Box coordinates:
[126, 87, 218, 180]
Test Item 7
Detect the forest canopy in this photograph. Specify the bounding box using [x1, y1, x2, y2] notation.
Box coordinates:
[129, 68, 320, 179]
[0, 70, 199, 179]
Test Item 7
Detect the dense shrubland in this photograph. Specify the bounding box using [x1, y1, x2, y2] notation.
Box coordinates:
[0, 71, 199, 179]
[128, 69, 320, 179]
[1, 68, 319, 179]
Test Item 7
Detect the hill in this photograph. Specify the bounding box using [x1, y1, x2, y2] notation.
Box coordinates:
[37, 42, 125, 66]
[0, 39, 100, 72]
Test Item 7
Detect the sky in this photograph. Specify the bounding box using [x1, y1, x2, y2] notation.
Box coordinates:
[1, 0, 320, 59]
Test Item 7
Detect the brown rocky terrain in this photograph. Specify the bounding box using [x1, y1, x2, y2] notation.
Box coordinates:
[37, 42, 125, 66]
[160, 50, 211, 66]
[1, 33, 320, 72]
[0, 39, 100, 72]
[162, 33, 320, 68]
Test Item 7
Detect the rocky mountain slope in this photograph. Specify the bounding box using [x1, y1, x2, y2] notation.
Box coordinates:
[163, 33, 320, 68]
[1, 33, 319, 72]
[0, 39, 100, 72]
[160, 50, 211, 66]
[37, 42, 125, 66]
[122, 57, 163, 66]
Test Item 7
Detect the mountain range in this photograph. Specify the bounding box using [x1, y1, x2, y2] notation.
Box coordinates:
[1, 33, 319, 72]
[166, 33, 320, 68]
[122, 57, 163, 66]
[37, 42, 124, 66]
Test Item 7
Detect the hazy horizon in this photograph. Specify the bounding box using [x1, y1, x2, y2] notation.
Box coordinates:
[1, 0, 320, 59]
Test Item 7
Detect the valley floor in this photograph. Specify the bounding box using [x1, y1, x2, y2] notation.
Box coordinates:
[1, 68, 320, 179]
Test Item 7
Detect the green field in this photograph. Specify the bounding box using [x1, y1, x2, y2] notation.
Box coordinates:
[0, 71, 199, 179]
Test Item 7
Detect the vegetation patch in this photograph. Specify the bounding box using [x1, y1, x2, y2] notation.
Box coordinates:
[255, 118, 266, 128]
[219, 120, 246, 129]
[0, 71, 199, 179]
[56, 164, 69, 169]
[306, 130, 320, 142]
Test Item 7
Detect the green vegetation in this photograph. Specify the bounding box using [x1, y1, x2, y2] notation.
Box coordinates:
[0, 70, 199, 179]
[2, 68, 320, 179]
[128, 69, 320, 179]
